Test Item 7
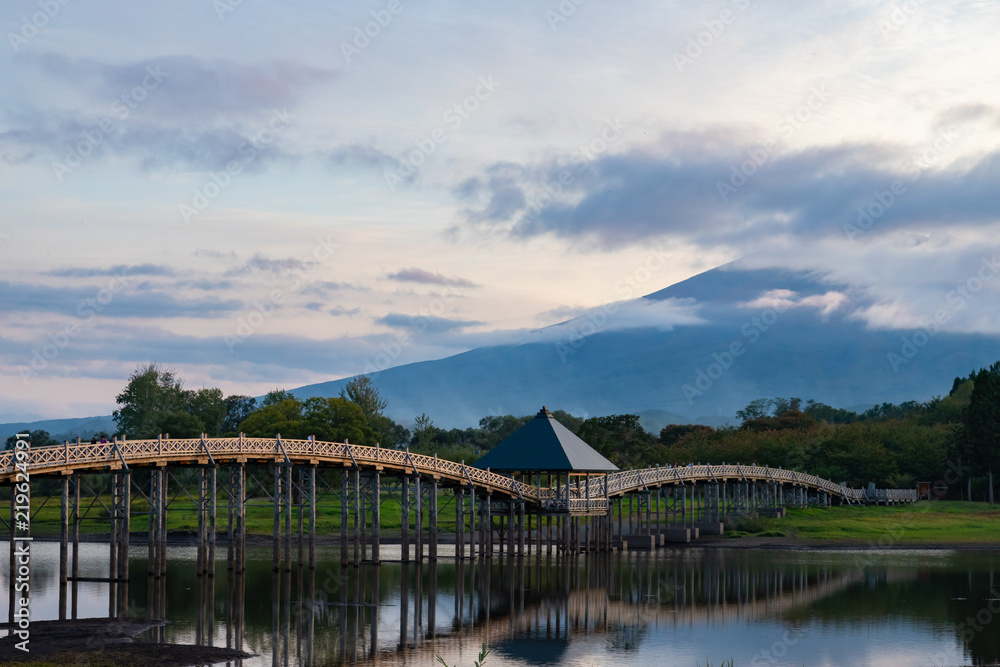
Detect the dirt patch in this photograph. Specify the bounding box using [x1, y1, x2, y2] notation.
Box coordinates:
[0, 618, 253, 667]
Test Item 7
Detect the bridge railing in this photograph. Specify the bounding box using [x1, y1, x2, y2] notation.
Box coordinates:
[0, 435, 540, 501]
[0, 436, 911, 506]
[597, 464, 897, 505]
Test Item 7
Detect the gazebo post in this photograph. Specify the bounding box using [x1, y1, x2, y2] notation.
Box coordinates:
[545, 473, 552, 556]
[564, 472, 570, 554]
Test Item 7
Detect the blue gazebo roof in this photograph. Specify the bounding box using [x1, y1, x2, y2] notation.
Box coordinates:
[473, 407, 618, 473]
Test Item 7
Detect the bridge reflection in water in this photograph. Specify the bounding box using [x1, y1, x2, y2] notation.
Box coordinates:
[127, 550, 885, 666]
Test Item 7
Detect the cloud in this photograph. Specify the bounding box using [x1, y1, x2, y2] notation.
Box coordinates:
[225, 254, 308, 276]
[27, 54, 337, 117]
[0, 281, 242, 318]
[375, 313, 483, 334]
[386, 268, 479, 287]
[740, 289, 848, 317]
[46, 263, 176, 278]
[2, 55, 332, 172]
[329, 306, 361, 316]
[452, 130, 1000, 249]
[535, 304, 587, 323]
[299, 281, 368, 296]
[521, 298, 706, 344]
[326, 144, 399, 172]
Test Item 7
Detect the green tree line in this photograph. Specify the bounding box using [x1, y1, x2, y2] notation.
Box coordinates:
[17, 360, 994, 502]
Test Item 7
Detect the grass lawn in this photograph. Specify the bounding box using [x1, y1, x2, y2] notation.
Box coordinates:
[779, 501, 1000, 544]
[10, 491, 999, 545]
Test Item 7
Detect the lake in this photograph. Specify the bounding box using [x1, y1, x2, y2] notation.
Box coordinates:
[5, 541, 1000, 666]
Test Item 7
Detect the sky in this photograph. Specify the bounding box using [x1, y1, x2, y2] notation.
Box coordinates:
[2, 0, 999, 423]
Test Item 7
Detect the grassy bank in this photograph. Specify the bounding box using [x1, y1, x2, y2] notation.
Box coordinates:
[734, 501, 1000, 544]
[9, 494, 999, 546]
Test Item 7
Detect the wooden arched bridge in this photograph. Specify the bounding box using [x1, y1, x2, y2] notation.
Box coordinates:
[1, 433, 917, 617]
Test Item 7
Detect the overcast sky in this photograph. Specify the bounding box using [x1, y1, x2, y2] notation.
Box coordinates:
[2, 0, 999, 422]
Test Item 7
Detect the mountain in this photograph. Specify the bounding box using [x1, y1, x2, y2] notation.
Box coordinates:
[5, 263, 997, 436]
[0, 415, 117, 445]
[292, 262, 1000, 428]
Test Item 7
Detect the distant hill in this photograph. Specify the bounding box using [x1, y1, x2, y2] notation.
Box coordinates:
[0, 415, 116, 444]
[6, 262, 997, 436]
[291, 263, 1000, 428]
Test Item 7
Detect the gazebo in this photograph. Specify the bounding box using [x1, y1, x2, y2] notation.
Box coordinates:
[474, 406, 618, 513]
[473, 406, 618, 554]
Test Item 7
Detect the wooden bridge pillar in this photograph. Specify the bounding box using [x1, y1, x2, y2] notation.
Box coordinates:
[518, 501, 526, 557]
[273, 463, 293, 571]
[296, 465, 316, 568]
[226, 463, 245, 573]
[483, 493, 492, 558]
[455, 488, 464, 560]
[507, 501, 515, 556]
[352, 467, 361, 565]
[414, 475, 423, 561]
[340, 470, 348, 565]
[371, 470, 381, 565]
[401, 477, 410, 562]
[469, 486, 477, 561]
[197, 466, 216, 577]
[429, 478, 438, 561]
[360, 473, 367, 562]
[149, 467, 168, 577]
[58, 474, 68, 620]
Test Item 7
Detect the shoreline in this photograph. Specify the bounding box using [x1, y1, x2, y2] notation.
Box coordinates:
[14, 532, 999, 552]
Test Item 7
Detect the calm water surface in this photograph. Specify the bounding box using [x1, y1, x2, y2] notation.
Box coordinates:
[5, 541, 1000, 666]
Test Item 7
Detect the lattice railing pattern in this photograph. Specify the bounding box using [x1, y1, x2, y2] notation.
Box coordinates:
[0, 437, 917, 505]
[591, 464, 915, 503]
[0, 436, 538, 500]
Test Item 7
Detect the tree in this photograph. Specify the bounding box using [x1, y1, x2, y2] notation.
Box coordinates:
[187, 387, 226, 436]
[339, 376, 388, 421]
[577, 414, 652, 468]
[158, 410, 205, 439]
[113, 363, 186, 438]
[412, 413, 438, 451]
[262, 389, 294, 407]
[4, 430, 60, 450]
[222, 395, 258, 434]
[659, 424, 714, 447]
[238, 397, 304, 437]
[961, 362, 1000, 503]
[478, 414, 530, 449]
[301, 397, 375, 445]
[736, 399, 772, 422]
[369, 414, 410, 448]
[340, 375, 397, 445]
